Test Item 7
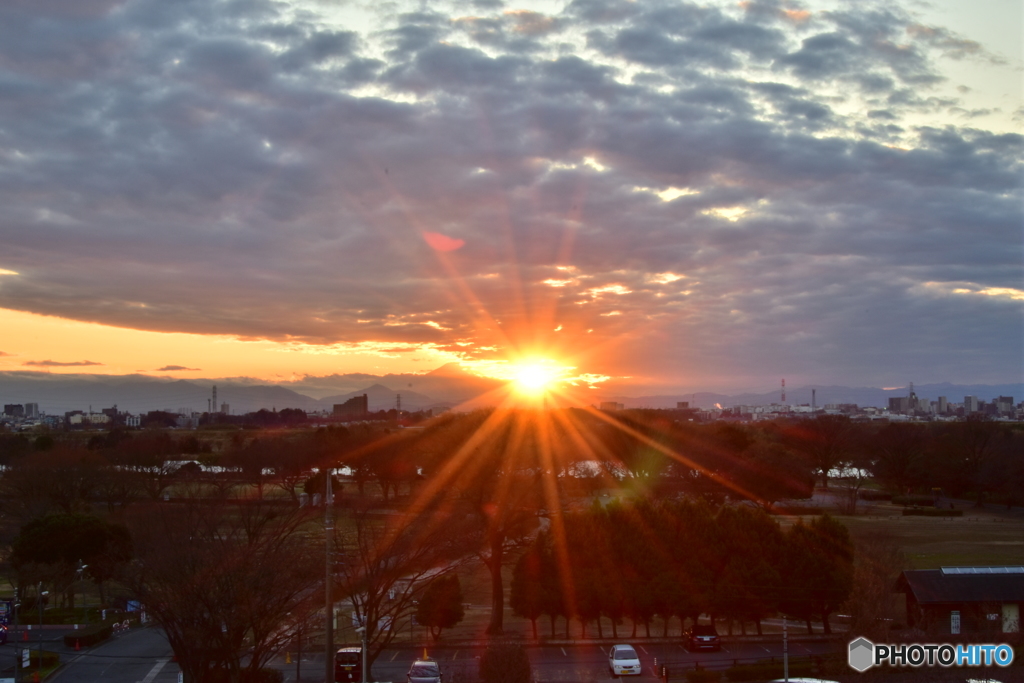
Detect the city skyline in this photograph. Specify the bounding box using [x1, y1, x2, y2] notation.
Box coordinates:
[0, 0, 1020, 397]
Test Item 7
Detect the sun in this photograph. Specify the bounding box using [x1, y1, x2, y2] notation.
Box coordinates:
[511, 361, 562, 397]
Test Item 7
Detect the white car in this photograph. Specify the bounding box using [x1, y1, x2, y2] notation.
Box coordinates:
[608, 643, 641, 677]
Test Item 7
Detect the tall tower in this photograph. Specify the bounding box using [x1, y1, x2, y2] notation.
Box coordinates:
[212, 385, 218, 414]
[396, 393, 402, 413]
[812, 388, 816, 411]
[781, 378, 786, 404]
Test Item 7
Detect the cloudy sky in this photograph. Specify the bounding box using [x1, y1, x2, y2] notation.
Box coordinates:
[0, 0, 1020, 396]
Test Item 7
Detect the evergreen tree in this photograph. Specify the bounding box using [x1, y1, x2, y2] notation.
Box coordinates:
[415, 574, 465, 642]
[510, 536, 546, 639]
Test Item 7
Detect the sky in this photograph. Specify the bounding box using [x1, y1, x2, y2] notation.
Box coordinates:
[0, 0, 1021, 396]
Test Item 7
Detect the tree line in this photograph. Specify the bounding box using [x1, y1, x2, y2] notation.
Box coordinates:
[511, 501, 853, 638]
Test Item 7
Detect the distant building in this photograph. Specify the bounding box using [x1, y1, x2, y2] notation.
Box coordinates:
[334, 394, 369, 416]
[176, 414, 198, 429]
[126, 414, 141, 428]
[220, 403, 230, 415]
[24, 403, 39, 418]
[996, 396, 1014, 415]
[3, 404, 24, 417]
[964, 396, 980, 413]
[937, 396, 948, 414]
[677, 401, 689, 409]
[888, 396, 911, 414]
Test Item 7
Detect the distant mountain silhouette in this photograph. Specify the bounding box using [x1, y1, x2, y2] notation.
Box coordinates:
[0, 370, 1019, 416]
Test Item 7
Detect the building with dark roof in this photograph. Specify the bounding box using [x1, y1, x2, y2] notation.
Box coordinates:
[895, 566, 1023, 636]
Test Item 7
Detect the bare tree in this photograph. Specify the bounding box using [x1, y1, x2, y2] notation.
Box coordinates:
[124, 495, 321, 683]
[844, 533, 906, 641]
[332, 503, 468, 675]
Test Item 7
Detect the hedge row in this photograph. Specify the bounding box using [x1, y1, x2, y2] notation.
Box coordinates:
[724, 659, 813, 681]
[891, 495, 936, 506]
[27, 649, 61, 668]
[903, 507, 963, 517]
[63, 621, 114, 648]
[858, 489, 893, 501]
[681, 658, 816, 683]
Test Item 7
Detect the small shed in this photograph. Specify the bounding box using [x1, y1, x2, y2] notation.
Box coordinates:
[896, 566, 1023, 635]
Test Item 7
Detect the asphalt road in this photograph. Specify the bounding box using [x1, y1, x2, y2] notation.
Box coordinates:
[1, 627, 841, 683]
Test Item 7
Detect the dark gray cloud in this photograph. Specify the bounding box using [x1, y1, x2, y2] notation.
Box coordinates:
[156, 365, 201, 371]
[24, 360, 104, 367]
[0, 0, 1018, 390]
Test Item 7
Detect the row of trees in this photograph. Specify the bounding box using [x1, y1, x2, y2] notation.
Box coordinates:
[2, 413, 1020, 517]
[511, 502, 854, 638]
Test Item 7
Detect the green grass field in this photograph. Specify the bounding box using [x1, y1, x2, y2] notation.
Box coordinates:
[839, 506, 1024, 569]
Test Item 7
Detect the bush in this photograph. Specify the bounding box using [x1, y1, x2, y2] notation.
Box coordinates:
[772, 505, 824, 515]
[858, 489, 893, 501]
[240, 669, 284, 683]
[27, 649, 61, 669]
[903, 507, 963, 517]
[207, 669, 284, 683]
[479, 641, 531, 683]
[64, 621, 114, 648]
[891, 495, 935, 507]
[724, 659, 812, 681]
[685, 669, 722, 683]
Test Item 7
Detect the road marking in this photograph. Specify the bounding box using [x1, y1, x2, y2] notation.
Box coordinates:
[561, 647, 567, 656]
[140, 658, 169, 683]
[762, 646, 772, 653]
[720, 646, 730, 653]
[639, 645, 649, 654]
[453, 650, 459, 660]
[390, 650, 399, 661]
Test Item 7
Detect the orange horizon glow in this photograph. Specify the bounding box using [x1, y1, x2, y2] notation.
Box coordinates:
[0, 308, 615, 405]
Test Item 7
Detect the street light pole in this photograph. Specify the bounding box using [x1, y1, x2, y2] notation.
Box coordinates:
[13, 588, 19, 680]
[325, 467, 334, 683]
[77, 560, 88, 624]
[360, 626, 368, 683]
[783, 615, 789, 682]
[38, 582, 49, 679]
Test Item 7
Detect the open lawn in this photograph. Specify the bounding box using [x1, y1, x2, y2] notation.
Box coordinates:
[835, 499, 1024, 570]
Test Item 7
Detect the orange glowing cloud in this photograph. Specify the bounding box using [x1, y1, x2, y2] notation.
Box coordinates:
[423, 231, 465, 252]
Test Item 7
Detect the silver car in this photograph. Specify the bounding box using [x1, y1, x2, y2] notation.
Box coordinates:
[407, 659, 442, 683]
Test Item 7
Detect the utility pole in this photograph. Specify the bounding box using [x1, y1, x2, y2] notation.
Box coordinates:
[38, 583, 48, 680]
[783, 615, 789, 682]
[325, 468, 334, 683]
[13, 588, 19, 680]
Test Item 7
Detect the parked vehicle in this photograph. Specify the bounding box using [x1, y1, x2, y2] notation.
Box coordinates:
[0, 624, 7, 645]
[335, 646, 362, 682]
[684, 623, 721, 651]
[407, 657, 442, 683]
[608, 643, 642, 677]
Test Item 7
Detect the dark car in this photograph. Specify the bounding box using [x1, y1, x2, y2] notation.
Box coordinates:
[684, 623, 721, 651]
[335, 646, 363, 682]
[0, 624, 7, 645]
